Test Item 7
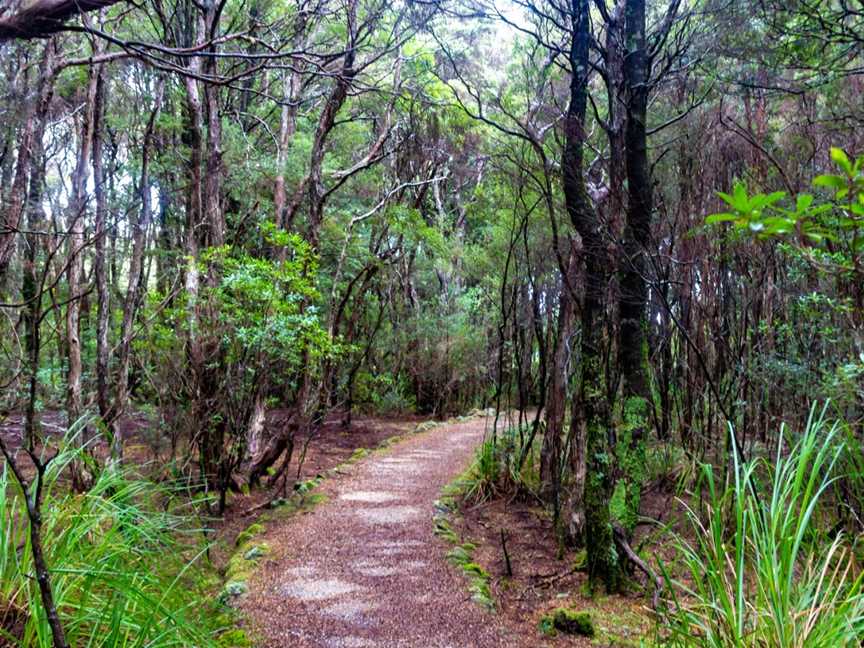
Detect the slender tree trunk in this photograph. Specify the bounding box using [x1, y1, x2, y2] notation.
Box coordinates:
[618, 0, 652, 530]
[66, 56, 100, 488]
[540, 245, 577, 522]
[92, 66, 111, 435]
[21, 52, 54, 450]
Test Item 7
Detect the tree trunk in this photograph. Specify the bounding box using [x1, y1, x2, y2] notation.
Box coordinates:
[21, 43, 55, 451]
[66, 56, 100, 489]
[540, 245, 577, 523]
[617, 0, 652, 531]
[563, 0, 621, 591]
[92, 66, 111, 438]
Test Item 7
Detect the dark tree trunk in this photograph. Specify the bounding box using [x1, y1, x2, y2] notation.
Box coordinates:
[617, 0, 652, 530]
[563, 0, 621, 591]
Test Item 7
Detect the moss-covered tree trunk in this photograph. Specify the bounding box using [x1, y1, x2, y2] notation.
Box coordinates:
[617, 0, 652, 533]
[563, 0, 622, 591]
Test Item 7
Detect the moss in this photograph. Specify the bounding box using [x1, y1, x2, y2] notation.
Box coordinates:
[572, 549, 587, 571]
[414, 420, 439, 433]
[235, 523, 264, 547]
[591, 606, 648, 647]
[348, 447, 370, 462]
[539, 608, 595, 637]
[446, 545, 472, 564]
[433, 516, 460, 543]
[435, 473, 496, 612]
[294, 477, 321, 494]
[243, 544, 269, 561]
[216, 628, 253, 647]
[584, 374, 623, 592]
[462, 562, 489, 578]
[219, 580, 248, 604]
[615, 396, 649, 533]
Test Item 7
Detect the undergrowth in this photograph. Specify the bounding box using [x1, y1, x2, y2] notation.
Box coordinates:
[0, 434, 239, 647]
[662, 405, 864, 647]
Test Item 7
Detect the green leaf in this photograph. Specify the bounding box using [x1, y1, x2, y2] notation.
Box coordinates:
[706, 213, 739, 224]
[830, 147, 853, 176]
[751, 191, 786, 209]
[813, 174, 847, 191]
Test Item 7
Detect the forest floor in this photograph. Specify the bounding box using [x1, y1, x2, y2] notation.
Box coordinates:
[233, 416, 657, 647]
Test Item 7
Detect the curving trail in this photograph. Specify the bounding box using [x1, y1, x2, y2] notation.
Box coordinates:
[240, 417, 522, 648]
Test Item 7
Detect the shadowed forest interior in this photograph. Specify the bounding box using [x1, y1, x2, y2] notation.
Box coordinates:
[0, 0, 863, 645]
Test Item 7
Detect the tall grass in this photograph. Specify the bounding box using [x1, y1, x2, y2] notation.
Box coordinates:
[663, 406, 864, 647]
[0, 430, 226, 647]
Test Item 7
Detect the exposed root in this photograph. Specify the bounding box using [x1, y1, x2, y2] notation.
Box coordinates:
[613, 523, 663, 610]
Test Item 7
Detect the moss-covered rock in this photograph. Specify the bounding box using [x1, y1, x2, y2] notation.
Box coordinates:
[539, 608, 595, 637]
[414, 421, 439, 433]
[235, 523, 265, 547]
[219, 580, 249, 604]
[242, 544, 269, 561]
[462, 562, 489, 578]
[348, 447, 370, 462]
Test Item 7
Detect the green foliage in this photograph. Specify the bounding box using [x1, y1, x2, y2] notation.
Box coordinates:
[0, 432, 226, 647]
[708, 148, 864, 252]
[662, 406, 864, 647]
[444, 543, 495, 611]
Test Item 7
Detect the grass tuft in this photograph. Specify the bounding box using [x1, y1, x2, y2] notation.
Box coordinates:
[662, 404, 864, 647]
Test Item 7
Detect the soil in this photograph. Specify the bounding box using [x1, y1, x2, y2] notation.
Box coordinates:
[2, 410, 678, 647]
[452, 496, 658, 647]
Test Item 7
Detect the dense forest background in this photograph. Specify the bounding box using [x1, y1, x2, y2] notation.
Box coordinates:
[0, 0, 862, 645]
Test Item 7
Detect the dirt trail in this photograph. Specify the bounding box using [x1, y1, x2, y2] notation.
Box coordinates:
[241, 417, 523, 648]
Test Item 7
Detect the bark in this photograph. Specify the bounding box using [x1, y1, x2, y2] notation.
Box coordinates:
[66, 56, 100, 488]
[563, 0, 621, 590]
[21, 44, 55, 450]
[202, 27, 224, 247]
[182, 11, 205, 470]
[0, 52, 39, 284]
[604, 0, 628, 235]
[617, 0, 652, 529]
[92, 66, 111, 434]
[0, 0, 122, 40]
[540, 245, 577, 514]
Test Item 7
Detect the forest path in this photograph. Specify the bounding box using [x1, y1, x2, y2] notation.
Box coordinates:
[240, 417, 520, 648]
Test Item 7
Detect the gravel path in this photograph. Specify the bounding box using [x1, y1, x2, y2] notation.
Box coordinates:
[241, 418, 520, 647]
